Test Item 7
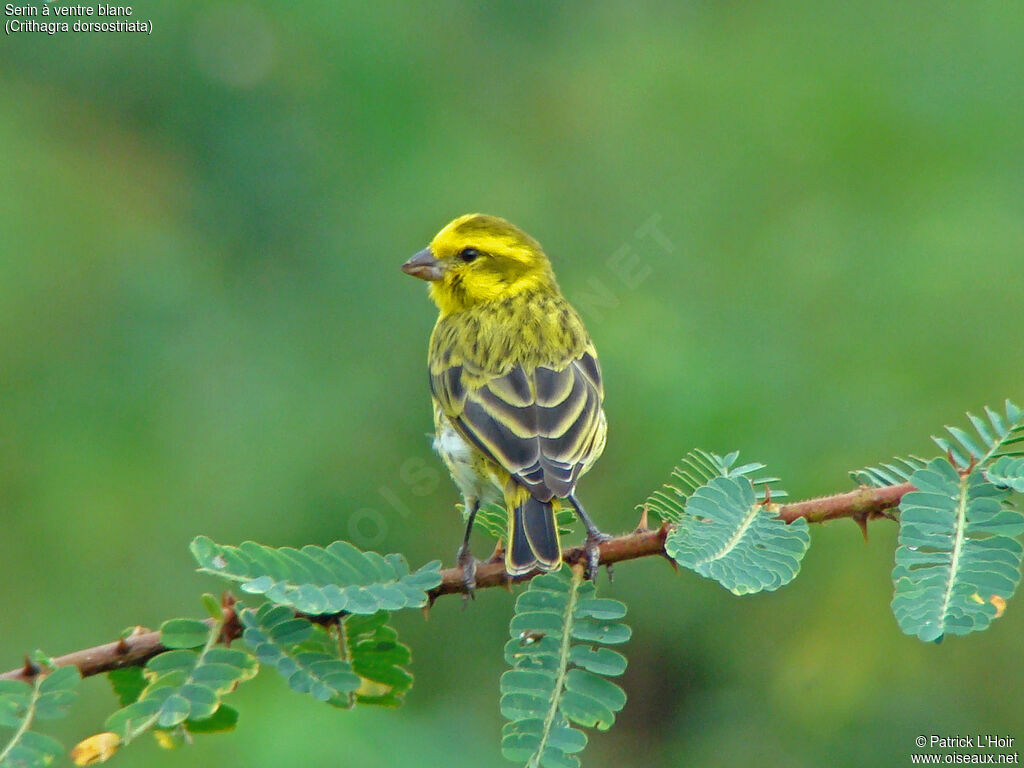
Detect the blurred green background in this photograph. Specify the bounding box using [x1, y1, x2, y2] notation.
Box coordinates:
[2, 2, 1023, 766]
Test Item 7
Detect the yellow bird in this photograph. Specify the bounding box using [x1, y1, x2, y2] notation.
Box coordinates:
[403, 214, 608, 590]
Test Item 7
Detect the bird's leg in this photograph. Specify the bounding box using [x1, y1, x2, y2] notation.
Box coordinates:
[457, 499, 481, 598]
[567, 494, 611, 581]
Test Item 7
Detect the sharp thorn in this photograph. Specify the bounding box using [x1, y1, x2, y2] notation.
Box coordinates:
[21, 656, 41, 678]
[488, 538, 505, 563]
[635, 505, 650, 532]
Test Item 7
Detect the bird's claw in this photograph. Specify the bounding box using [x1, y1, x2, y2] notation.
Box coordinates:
[582, 531, 612, 581]
[456, 545, 478, 600]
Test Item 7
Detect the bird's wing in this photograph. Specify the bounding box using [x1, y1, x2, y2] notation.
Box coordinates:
[431, 347, 605, 501]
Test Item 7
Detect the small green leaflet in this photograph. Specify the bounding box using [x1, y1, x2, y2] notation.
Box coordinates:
[160, 618, 211, 649]
[850, 455, 928, 489]
[988, 456, 1024, 493]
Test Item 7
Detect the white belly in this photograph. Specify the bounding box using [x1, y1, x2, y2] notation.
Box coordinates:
[433, 407, 502, 505]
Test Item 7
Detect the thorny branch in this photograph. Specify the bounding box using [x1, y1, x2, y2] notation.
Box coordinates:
[0, 482, 913, 683]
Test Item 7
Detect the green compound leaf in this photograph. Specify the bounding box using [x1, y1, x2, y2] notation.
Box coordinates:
[0, 664, 80, 768]
[184, 704, 239, 734]
[500, 567, 628, 768]
[191, 536, 442, 615]
[663, 474, 809, 595]
[850, 455, 930, 488]
[107, 667, 146, 708]
[241, 605, 361, 707]
[104, 619, 257, 742]
[471, 501, 510, 542]
[932, 400, 1024, 471]
[988, 456, 1024, 493]
[851, 401, 1024, 488]
[643, 449, 787, 523]
[892, 457, 1024, 643]
[346, 613, 414, 707]
[242, 606, 413, 709]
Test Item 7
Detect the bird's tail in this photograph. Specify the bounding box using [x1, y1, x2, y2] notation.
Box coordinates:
[505, 488, 562, 576]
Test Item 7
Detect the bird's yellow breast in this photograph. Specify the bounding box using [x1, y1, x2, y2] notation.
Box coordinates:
[428, 288, 591, 384]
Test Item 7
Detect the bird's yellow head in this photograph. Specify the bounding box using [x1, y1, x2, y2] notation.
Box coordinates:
[403, 214, 557, 315]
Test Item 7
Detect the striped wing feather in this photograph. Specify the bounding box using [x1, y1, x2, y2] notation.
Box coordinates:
[431, 350, 604, 501]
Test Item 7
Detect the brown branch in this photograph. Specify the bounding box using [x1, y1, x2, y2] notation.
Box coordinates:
[430, 523, 674, 598]
[776, 482, 913, 523]
[2, 627, 206, 683]
[0, 482, 912, 683]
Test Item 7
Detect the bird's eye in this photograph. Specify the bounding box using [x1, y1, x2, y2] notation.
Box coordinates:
[458, 247, 480, 263]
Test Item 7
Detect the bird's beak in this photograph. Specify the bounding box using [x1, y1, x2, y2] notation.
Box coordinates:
[402, 247, 445, 281]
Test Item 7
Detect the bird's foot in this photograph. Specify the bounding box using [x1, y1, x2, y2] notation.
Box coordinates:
[456, 544, 479, 600]
[582, 530, 612, 581]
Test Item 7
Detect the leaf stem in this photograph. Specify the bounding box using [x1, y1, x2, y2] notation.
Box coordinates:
[335, 619, 355, 709]
[938, 471, 971, 633]
[693, 486, 761, 566]
[531, 565, 584, 768]
[0, 672, 44, 764]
